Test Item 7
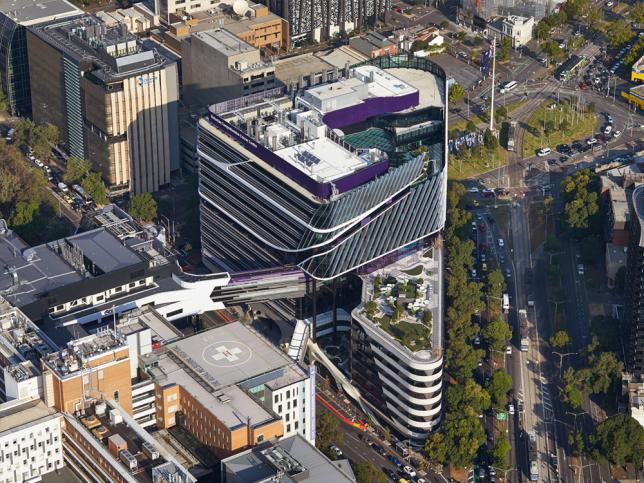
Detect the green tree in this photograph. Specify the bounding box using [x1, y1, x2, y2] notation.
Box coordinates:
[486, 369, 513, 407]
[568, 430, 585, 456]
[315, 411, 343, 457]
[128, 192, 158, 222]
[495, 105, 508, 124]
[483, 129, 498, 150]
[447, 340, 484, 381]
[81, 172, 107, 205]
[561, 367, 584, 408]
[353, 462, 386, 483]
[606, 20, 634, 47]
[449, 83, 465, 103]
[534, 20, 551, 42]
[482, 318, 512, 352]
[446, 379, 491, 416]
[561, 169, 600, 234]
[550, 330, 570, 349]
[425, 414, 485, 468]
[31, 123, 59, 160]
[590, 414, 644, 466]
[490, 437, 511, 469]
[585, 351, 623, 394]
[63, 156, 91, 184]
[630, 2, 644, 23]
[12, 119, 34, 148]
[364, 300, 377, 318]
[466, 119, 477, 132]
[9, 200, 39, 226]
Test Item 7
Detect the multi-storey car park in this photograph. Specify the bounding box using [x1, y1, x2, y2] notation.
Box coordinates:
[197, 54, 448, 441]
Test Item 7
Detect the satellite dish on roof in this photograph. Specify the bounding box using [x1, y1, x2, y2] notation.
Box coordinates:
[232, 0, 249, 15]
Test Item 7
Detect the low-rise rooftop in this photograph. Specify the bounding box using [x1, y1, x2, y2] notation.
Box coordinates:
[221, 434, 356, 482]
[42, 328, 128, 378]
[0, 398, 59, 434]
[0, 0, 80, 26]
[141, 322, 308, 429]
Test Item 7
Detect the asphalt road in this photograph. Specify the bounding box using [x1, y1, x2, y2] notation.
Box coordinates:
[316, 401, 448, 483]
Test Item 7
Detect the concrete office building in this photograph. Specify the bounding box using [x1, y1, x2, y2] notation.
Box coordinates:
[141, 322, 315, 457]
[0, 398, 64, 482]
[220, 434, 356, 482]
[626, 184, 644, 378]
[27, 15, 180, 195]
[182, 28, 278, 108]
[0, 0, 80, 116]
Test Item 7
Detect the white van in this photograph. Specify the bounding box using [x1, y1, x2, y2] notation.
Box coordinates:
[57, 182, 69, 193]
[500, 81, 518, 94]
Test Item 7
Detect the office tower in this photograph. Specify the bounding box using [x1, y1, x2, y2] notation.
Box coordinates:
[198, 57, 447, 318]
[626, 184, 644, 377]
[27, 15, 180, 195]
[0, 0, 80, 116]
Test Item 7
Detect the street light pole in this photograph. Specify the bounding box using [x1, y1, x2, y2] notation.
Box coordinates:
[553, 351, 578, 377]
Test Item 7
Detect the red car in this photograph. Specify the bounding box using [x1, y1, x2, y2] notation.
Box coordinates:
[579, 82, 588, 91]
[479, 223, 486, 232]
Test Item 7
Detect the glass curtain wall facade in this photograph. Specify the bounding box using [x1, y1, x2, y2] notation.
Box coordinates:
[626, 185, 644, 377]
[198, 54, 448, 319]
[0, 16, 30, 116]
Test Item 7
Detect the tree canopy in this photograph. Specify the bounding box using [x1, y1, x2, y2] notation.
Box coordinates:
[561, 169, 600, 234]
[482, 318, 512, 352]
[550, 330, 570, 349]
[315, 411, 343, 458]
[449, 83, 465, 103]
[590, 415, 644, 466]
[13, 119, 58, 160]
[606, 20, 635, 47]
[486, 369, 513, 407]
[64, 156, 91, 184]
[81, 172, 107, 205]
[353, 462, 386, 483]
[128, 192, 158, 222]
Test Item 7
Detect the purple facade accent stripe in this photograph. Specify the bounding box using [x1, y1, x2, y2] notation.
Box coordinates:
[321, 90, 420, 129]
[207, 113, 390, 199]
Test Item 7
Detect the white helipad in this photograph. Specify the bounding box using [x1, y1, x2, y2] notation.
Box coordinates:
[202, 340, 252, 368]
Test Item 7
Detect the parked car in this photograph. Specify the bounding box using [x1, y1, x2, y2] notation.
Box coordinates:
[505, 345, 512, 355]
[586, 137, 598, 145]
[498, 238, 505, 247]
[389, 455, 402, 468]
[537, 147, 552, 157]
[330, 444, 343, 457]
